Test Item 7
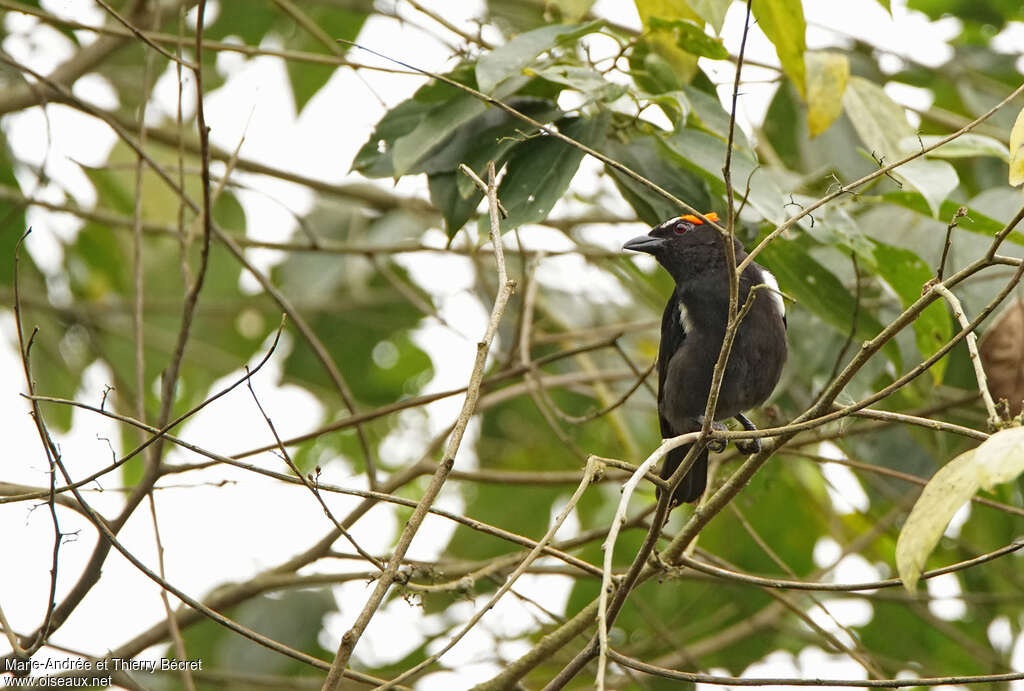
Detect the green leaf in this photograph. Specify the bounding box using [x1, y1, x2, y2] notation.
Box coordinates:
[528, 64, 626, 102]
[352, 95, 438, 178]
[476, 22, 604, 94]
[415, 98, 562, 235]
[752, 0, 807, 96]
[843, 76, 958, 215]
[205, 0, 279, 44]
[392, 94, 491, 177]
[601, 130, 711, 226]
[897, 426, 1024, 590]
[548, 0, 597, 21]
[172, 589, 336, 676]
[647, 17, 729, 59]
[283, 7, 367, 113]
[661, 128, 786, 223]
[689, 0, 732, 33]
[900, 133, 1010, 162]
[428, 172, 482, 238]
[497, 111, 610, 230]
[641, 89, 691, 128]
[0, 147, 27, 288]
[757, 237, 902, 369]
[862, 240, 952, 383]
[805, 51, 849, 138]
[842, 75, 912, 160]
[633, 0, 702, 86]
[353, 65, 526, 179]
[680, 84, 753, 151]
[878, 192, 1024, 244]
[1011, 148, 1024, 187]
[896, 158, 959, 218]
[449, 100, 563, 197]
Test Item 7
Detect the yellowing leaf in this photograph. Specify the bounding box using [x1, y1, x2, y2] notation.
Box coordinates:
[805, 51, 849, 138]
[1011, 106, 1024, 187]
[1010, 105, 1024, 157]
[895, 449, 978, 592]
[752, 0, 806, 96]
[634, 0, 701, 84]
[1011, 147, 1024, 187]
[973, 426, 1024, 490]
[897, 426, 1024, 591]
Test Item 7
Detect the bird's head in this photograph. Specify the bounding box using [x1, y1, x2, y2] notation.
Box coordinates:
[623, 212, 735, 283]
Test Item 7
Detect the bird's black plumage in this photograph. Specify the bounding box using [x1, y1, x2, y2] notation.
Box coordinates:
[624, 214, 787, 506]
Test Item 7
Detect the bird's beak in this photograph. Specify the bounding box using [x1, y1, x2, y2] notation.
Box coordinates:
[623, 234, 664, 255]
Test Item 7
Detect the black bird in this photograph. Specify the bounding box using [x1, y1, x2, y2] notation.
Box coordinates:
[624, 213, 787, 506]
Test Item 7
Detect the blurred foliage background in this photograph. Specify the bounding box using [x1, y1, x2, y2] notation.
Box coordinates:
[2, 0, 1024, 688]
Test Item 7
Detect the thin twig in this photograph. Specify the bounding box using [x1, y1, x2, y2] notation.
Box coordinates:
[321, 161, 517, 690]
[245, 374, 385, 571]
[380, 457, 602, 688]
[930, 283, 1000, 425]
[937, 206, 968, 280]
[595, 431, 700, 688]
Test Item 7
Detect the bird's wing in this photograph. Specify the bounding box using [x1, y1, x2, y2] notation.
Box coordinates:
[657, 293, 686, 438]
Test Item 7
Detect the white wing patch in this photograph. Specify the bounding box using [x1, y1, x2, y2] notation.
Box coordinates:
[678, 301, 695, 333]
[760, 268, 786, 319]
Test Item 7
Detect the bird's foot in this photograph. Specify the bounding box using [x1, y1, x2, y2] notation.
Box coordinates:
[696, 416, 729, 452]
[736, 437, 762, 455]
[734, 413, 762, 455]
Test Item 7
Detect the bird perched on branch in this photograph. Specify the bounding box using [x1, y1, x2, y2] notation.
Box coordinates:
[624, 212, 787, 506]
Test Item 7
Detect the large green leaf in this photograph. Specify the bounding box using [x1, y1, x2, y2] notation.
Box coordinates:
[843, 76, 959, 216]
[476, 21, 604, 94]
[352, 66, 536, 179]
[281, 6, 367, 113]
[601, 128, 711, 226]
[662, 127, 787, 223]
[647, 17, 729, 59]
[418, 98, 562, 236]
[861, 239, 953, 383]
[879, 192, 1024, 245]
[497, 111, 610, 230]
[352, 64, 479, 178]
[206, 0, 279, 44]
[633, 0, 701, 86]
[757, 236, 902, 369]
[689, 0, 732, 33]
[752, 0, 807, 96]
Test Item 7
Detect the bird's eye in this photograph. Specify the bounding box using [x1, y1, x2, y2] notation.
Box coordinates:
[673, 222, 687, 235]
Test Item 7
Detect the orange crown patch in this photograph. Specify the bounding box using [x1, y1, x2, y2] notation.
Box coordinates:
[679, 212, 719, 225]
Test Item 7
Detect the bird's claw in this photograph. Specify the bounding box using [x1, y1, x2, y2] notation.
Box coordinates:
[733, 413, 761, 455]
[736, 437, 762, 455]
[707, 438, 728, 453]
[696, 417, 728, 452]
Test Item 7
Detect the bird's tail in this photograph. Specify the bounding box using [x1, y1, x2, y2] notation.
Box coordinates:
[659, 443, 708, 505]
